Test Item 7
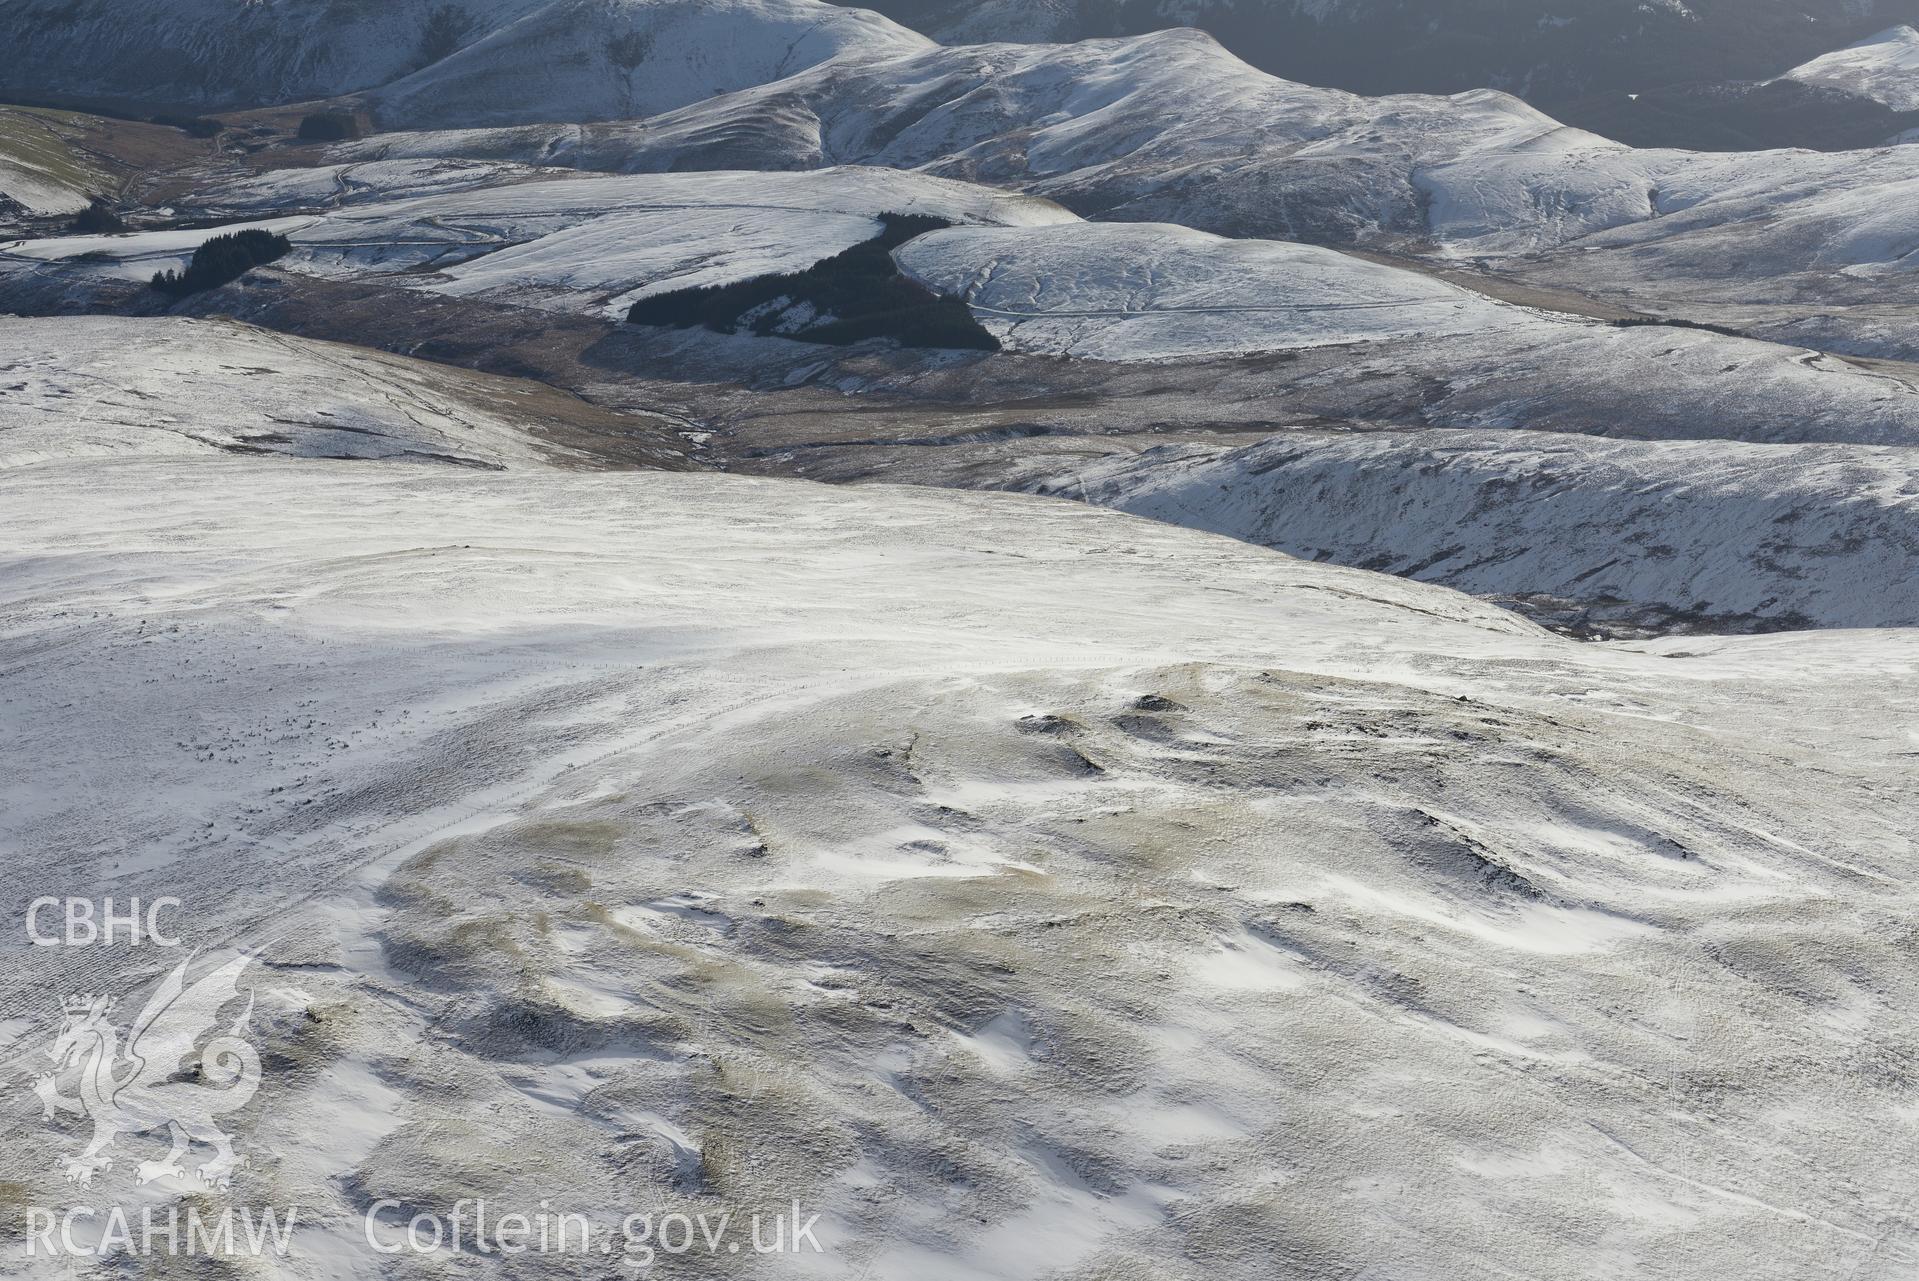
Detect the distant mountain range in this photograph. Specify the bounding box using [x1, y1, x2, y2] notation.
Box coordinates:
[864, 0, 1916, 100]
[862, 0, 1919, 148]
[3, 0, 1918, 149]
[0, 0, 929, 122]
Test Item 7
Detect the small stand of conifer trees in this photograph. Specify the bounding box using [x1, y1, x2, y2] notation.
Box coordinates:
[151, 229, 294, 298]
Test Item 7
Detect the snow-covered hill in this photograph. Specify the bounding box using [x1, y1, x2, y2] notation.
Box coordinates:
[1782, 25, 1919, 112]
[344, 26, 1919, 326]
[0, 315, 682, 469]
[12, 164, 1919, 455]
[0, 167, 1072, 320]
[896, 222, 1526, 359]
[3, 446, 1918, 1279]
[861, 0, 1919, 147]
[559, 30, 1580, 244]
[3, 0, 929, 125]
[571, 29, 1919, 357]
[894, 224, 1919, 444]
[1004, 428, 1919, 632]
[366, 0, 932, 130]
[0, 108, 111, 217]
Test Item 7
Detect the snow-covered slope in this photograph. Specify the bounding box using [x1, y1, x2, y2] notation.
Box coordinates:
[1423, 135, 1919, 267]
[0, 215, 320, 284]
[366, 0, 932, 130]
[593, 30, 1590, 244]
[320, 29, 1575, 242]
[0, 108, 112, 217]
[3, 0, 929, 123]
[0, 315, 675, 469]
[862, 0, 1919, 137]
[193, 157, 576, 212]
[349, 25, 1919, 312]
[15, 165, 1919, 455]
[2, 453, 1917, 1279]
[2, 167, 1075, 321]
[1009, 428, 1919, 631]
[1782, 25, 1919, 112]
[897, 222, 1525, 358]
[572, 28, 1919, 357]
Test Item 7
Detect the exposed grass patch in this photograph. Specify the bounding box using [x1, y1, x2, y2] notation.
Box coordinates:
[256, 999, 354, 1078]
[382, 914, 528, 987]
[509, 818, 627, 860]
[0, 106, 111, 199]
[519, 861, 593, 894]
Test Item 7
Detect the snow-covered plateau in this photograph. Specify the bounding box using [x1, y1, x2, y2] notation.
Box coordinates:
[2, 433, 1918, 1279]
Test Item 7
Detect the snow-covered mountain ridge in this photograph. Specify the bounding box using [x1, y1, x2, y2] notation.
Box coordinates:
[1781, 25, 1919, 112]
[2, 0, 929, 125]
[336, 28, 1919, 308]
[861, 0, 1919, 147]
[1003, 428, 1919, 633]
[11, 0, 1919, 152]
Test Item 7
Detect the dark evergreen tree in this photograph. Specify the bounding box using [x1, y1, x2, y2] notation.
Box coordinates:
[69, 199, 126, 234]
[627, 214, 997, 352]
[296, 112, 363, 143]
[152, 230, 294, 298]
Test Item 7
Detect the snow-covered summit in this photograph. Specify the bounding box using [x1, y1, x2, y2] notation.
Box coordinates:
[1781, 25, 1919, 112]
[4, 0, 931, 124]
[366, 0, 933, 129]
[351, 27, 1612, 247]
